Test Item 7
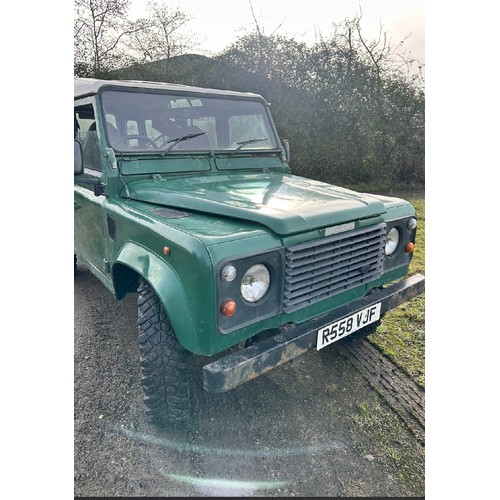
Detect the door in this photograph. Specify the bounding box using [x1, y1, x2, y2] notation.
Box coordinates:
[74, 98, 108, 276]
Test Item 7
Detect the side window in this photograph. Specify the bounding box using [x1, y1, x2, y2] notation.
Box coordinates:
[75, 103, 102, 172]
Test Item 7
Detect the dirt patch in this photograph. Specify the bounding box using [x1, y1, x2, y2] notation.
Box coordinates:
[75, 265, 424, 497]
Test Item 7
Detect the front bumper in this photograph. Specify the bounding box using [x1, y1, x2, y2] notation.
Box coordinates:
[203, 273, 425, 392]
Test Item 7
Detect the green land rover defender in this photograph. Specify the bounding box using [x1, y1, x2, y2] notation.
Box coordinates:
[74, 78, 425, 424]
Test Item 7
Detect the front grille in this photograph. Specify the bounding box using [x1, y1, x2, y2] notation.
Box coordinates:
[283, 223, 386, 312]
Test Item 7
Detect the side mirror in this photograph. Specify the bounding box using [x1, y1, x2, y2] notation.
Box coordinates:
[282, 139, 291, 163]
[74, 139, 83, 175]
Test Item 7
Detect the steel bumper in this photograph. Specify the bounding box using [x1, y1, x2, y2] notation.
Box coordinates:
[203, 273, 425, 393]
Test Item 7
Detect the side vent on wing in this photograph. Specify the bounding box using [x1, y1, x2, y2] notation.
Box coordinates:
[107, 214, 116, 241]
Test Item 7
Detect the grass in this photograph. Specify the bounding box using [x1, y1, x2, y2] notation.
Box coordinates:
[349, 398, 425, 492]
[367, 198, 425, 387]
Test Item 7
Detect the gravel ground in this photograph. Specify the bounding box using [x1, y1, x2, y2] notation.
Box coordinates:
[75, 263, 424, 497]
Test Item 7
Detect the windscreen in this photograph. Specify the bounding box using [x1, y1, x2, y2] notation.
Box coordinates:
[101, 89, 278, 153]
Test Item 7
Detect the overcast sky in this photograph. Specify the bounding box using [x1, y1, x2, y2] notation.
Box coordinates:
[129, 0, 424, 66]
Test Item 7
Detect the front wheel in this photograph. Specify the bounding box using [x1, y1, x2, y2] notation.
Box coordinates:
[137, 278, 192, 425]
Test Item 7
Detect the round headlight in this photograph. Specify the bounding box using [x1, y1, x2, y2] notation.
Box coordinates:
[385, 227, 400, 255]
[221, 264, 237, 282]
[240, 264, 270, 303]
[407, 217, 417, 230]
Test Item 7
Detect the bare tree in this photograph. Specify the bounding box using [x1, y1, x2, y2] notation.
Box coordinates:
[126, 1, 196, 66]
[354, 11, 423, 91]
[74, 0, 143, 76]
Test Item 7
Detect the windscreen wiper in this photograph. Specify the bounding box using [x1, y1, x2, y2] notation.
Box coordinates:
[229, 138, 268, 156]
[160, 131, 207, 157]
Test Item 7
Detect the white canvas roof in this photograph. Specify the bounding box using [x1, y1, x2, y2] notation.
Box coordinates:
[74, 78, 265, 101]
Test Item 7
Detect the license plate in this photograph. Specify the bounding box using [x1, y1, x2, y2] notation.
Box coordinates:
[316, 302, 382, 350]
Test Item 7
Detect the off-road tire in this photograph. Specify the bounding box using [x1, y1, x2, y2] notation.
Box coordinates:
[137, 277, 191, 425]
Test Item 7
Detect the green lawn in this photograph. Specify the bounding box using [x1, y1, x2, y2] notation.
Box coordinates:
[367, 198, 425, 387]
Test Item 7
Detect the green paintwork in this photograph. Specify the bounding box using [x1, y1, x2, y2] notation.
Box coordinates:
[98, 197, 218, 354]
[114, 242, 202, 353]
[121, 157, 211, 175]
[74, 79, 419, 357]
[125, 172, 388, 236]
[361, 192, 416, 219]
[214, 155, 284, 171]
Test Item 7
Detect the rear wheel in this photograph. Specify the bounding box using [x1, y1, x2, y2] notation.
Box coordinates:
[137, 278, 191, 425]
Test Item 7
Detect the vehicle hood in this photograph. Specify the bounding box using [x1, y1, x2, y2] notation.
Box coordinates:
[125, 173, 387, 236]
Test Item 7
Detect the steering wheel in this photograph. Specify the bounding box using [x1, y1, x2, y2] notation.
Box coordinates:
[113, 134, 160, 150]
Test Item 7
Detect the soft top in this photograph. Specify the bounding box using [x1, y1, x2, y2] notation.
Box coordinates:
[74, 78, 265, 101]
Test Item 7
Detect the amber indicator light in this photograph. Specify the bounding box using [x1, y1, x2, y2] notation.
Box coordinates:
[405, 242, 415, 253]
[221, 300, 237, 317]
[163, 246, 171, 256]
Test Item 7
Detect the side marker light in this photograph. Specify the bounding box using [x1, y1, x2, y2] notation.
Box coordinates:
[221, 300, 237, 317]
[405, 242, 415, 253]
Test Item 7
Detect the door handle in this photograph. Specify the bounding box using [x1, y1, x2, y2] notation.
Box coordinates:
[74, 202, 81, 210]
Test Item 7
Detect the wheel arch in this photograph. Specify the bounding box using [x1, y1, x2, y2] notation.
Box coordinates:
[112, 241, 200, 353]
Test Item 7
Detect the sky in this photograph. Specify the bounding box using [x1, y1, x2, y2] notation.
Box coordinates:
[129, 0, 425, 66]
